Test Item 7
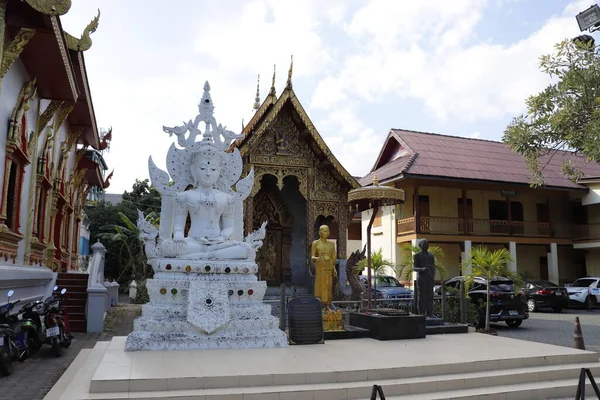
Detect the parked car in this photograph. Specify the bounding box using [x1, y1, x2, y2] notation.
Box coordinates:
[565, 277, 600, 306]
[440, 276, 528, 328]
[522, 279, 568, 313]
[358, 275, 413, 301]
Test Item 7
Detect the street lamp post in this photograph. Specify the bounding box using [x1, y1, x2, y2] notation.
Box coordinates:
[576, 4, 600, 33]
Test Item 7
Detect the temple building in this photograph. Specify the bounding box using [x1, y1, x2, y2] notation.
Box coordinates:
[234, 64, 359, 289]
[0, 1, 110, 302]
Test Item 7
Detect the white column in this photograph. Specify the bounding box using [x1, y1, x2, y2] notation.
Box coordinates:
[508, 242, 517, 273]
[548, 243, 559, 284]
[462, 240, 472, 276]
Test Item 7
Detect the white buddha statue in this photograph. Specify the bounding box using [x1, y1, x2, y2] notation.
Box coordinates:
[164, 140, 253, 260]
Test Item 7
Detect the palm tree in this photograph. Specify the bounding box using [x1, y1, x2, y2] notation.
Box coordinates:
[398, 243, 447, 285]
[98, 211, 158, 283]
[462, 246, 522, 331]
[357, 249, 394, 276]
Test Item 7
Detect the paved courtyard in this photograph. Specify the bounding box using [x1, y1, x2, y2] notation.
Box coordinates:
[493, 308, 600, 353]
[5, 303, 600, 399]
[1, 303, 140, 400]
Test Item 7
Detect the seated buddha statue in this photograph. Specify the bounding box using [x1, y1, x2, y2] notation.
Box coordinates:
[166, 141, 252, 260]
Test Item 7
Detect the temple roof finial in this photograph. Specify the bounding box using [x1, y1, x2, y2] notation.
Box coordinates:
[252, 74, 260, 112]
[373, 175, 379, 186]
[270, 64, 276, 96]
[242, 118, 245, 131]
[286, 55, 293, 89]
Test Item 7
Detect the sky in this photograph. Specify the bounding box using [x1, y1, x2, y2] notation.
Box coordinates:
[59, 0, 598, 194]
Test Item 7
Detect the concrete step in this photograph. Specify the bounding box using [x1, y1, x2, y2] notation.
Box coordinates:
[385, 379, 597, 399]
[76, 362, 600, 399]
[43, 341, 111, 400]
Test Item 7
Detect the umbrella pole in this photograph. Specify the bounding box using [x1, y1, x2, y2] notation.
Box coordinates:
[366, 205, 379, 309]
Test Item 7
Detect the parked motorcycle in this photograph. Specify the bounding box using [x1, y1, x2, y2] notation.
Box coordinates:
[18, 298, 46, 353]
[0, 290, 28, 376]
[44, 287, 71, 357]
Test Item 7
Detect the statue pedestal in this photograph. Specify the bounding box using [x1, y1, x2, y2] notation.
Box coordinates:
[125, 259, 287, 351]
[323, 309, 344, 332]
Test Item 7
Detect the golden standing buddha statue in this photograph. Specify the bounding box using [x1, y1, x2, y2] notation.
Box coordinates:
[311, 225, 344, 331]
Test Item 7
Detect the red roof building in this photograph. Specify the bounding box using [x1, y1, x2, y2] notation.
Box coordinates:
[361, 129, 600, 288]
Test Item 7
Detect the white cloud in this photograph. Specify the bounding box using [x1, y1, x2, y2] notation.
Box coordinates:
[58, 0, 592, 190]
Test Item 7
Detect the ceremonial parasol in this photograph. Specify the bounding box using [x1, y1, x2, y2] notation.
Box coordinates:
[347, 176, 405, 309]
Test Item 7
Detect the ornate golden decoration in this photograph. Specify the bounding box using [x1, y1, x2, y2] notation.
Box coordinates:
[313, 201, 338, 218]
[64, 9, 100, 51]
[24, 0, 71, 15]
[347, 178, 405, 205]
[52, 101, 74, 132]
[50, 16, 77, 99]
[323, 309, 344, 331]
[7, 80, 37, 146]
[251, 165, 308, 198]
[252, 74, 260, 112]
[0, 28, 36, 79]
[76, 51, 98, 144]
[313, 168, 342, 202]
[250, 154, 312, 167]
[286, 55, 293, 89]
[37, 101, 62, 136]
[270, 64, 276, 96]
[237, 87, 359, 191]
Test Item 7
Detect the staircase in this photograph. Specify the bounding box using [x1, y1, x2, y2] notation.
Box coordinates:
[56, 273, 88, 332]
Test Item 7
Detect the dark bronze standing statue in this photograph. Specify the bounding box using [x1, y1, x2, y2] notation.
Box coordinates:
[413, 239, 435, 317]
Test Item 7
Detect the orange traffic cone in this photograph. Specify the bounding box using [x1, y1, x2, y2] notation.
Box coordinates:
[573, 317, 586, 350]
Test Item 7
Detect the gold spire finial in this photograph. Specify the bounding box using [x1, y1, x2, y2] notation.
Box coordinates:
[252, 74, 260, 111]
[286, 55, 293, 89]
[242, 118, 245, 131]
[373, 175, 379, 186]
[270, 64, 276, 96]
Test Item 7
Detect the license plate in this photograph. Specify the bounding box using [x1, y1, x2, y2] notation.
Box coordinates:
[0, 337, 3, 346]
[46, 326, 60, 337]
[509, 310, 518, 316]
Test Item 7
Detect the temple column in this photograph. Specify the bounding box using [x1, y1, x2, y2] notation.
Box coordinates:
[548, 243, 559, 284]
[462, 240, 472, 276]
[337, 202, 347, 259]
[508, 241, 517, 273]
[245, 195, 254, 235]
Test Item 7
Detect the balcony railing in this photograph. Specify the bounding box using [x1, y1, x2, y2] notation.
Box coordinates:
[396, 216, 595, 240]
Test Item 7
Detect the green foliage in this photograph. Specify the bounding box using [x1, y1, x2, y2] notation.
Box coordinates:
[462, 246, 522, 331]
[398, 243, 447, 283]
[98, 211, 157, 284]
[119, 179, 162, 220]
[433, 287, 480, 325]
[503, 39, 600, 186]
[356, 249, 394, 276]
[84, 179, 161, 284]
[133, 280, 150, 304]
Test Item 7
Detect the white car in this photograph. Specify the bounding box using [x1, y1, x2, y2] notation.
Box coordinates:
[566, 277, 600, 305]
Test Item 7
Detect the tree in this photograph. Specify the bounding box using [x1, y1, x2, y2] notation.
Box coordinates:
[462, 246, 522, 331]
[83, 201, 122, 279]
[357, 249, 394, 276]
[503, 38, 600, 186]
[398, 243, 447, 284]
[84, 179, 161, 282]
[97, 211, 157, 284]
[119, 179, 161, 221]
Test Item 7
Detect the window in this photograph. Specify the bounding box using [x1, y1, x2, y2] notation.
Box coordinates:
[572, 279, 596, 288]
[5, 162, 18, 230]
[373, 208, 383, 227]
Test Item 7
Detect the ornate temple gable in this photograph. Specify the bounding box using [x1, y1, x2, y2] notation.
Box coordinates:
[64, 9, 99, 51]
[0, 27, 36, 79]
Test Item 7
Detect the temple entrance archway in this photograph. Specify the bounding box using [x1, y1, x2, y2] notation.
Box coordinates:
[253, 175, 293, 286]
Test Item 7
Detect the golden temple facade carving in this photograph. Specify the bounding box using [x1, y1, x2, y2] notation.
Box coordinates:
[0, 28, 36, 79]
